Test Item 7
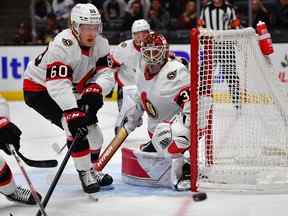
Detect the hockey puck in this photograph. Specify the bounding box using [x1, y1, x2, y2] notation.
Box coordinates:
[192, 192, 207, 201]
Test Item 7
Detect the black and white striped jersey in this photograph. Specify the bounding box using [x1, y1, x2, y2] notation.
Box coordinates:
[199, 2, 238, 30]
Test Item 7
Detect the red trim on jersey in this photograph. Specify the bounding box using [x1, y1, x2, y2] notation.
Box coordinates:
[0, 117, 9, 128]
[71, 148, 90, 158]
[148, 130, 153, 139]
[167, 141, 187, 154]
[173, 85, 190, 109]
[115, 69, 124, 87]
[23, 79, 47, 92]
[95, 66, 109, 73]
[47, 61, 70, 68]
[0, 163, 13, 187]
[110, 54, 121, 68]
[133, 40, 141, 52]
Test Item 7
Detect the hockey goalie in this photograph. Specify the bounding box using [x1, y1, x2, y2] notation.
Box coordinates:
[117, 32, 210, 191]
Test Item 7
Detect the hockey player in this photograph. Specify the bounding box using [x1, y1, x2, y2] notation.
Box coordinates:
[0, 95, 42, 204]
[23, 3, 115, 194]
[111, 19, 150, 133]
[118, 32, 192, 190]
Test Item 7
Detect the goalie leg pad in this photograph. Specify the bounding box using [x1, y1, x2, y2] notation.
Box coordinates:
[121, 147, 172, 188]
[0, 157, 16, 195]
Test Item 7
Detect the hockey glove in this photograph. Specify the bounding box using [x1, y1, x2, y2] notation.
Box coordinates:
[64, 109, 88, 139]
[79, 83, 103, 126]
[0, 117, 21, 155]
[123, 104, 143, 134]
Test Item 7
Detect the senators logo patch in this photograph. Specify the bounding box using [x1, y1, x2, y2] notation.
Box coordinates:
[167, 70, 177, 80]
[144, 100, 158, 119]
[120, 42, 127, 48]
[62, 38, 73, 47]
[141, 92, 158, 119]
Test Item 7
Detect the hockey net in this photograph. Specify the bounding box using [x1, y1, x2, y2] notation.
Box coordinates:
[190, 27, 288, 192]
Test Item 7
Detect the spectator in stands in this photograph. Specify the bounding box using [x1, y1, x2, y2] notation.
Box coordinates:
[37, 13, 61, 44]
[33, 0, 52, 42]
[252, 0, 272, 30]
[177, 0, 197, 29]
[166, 0, 187, 18]
[52, 0, 74, 29]
[122, 0, 144, 30]
[272, 0, 288, 29]
[147, 0, 169, 30]
[103, 0, 127, 21]
[14, 22, 33, 45]
[127, 0, 150, 18]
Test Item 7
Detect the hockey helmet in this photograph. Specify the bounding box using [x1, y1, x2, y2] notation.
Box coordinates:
[70, 3, 102, 37]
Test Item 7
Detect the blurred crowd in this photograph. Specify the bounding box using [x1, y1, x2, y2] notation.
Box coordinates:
[13, 0, 288, 45]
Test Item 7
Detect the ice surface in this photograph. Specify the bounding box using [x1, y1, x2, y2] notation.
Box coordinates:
[0, 101, 287, 216]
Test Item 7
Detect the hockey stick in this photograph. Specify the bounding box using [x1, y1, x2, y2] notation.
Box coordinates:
[36, 131, 85, 216]
[16, 151, 58, 168]
[8, 145, 48, 216]
[95, 127, 128, 171]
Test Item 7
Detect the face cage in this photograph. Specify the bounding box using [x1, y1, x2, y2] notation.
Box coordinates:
[140, 45, 167, 65]
[72, 22, 103, 38]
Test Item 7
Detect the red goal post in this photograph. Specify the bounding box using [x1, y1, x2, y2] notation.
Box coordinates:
[189, 27, 288, 192]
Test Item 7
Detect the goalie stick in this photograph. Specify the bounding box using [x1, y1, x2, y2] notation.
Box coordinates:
[95, 127, 128, 171]
[8, 145, 48, 216]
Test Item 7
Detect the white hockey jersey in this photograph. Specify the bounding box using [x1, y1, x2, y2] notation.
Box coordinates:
[24, 29, 115, 111]
[111, 39, 142, 87]
[136, 59, 190, 134]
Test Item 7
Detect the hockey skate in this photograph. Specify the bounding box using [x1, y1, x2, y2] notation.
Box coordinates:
[90, 168, 113, 189]
[174, 162, 191, 191]
[78, 169, 100, 194]
[5, 186, 42, 205]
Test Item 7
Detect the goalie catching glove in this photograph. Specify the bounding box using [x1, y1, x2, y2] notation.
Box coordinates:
[0, 117, 21, 155]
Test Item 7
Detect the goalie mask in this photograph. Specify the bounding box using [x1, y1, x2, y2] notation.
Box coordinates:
[70, 3, 102, 40]
[140, 32, 169, 66]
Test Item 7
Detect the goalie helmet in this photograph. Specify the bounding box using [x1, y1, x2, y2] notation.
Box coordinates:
[140, 32, 169, 65]
[70, 3, 102, 38]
